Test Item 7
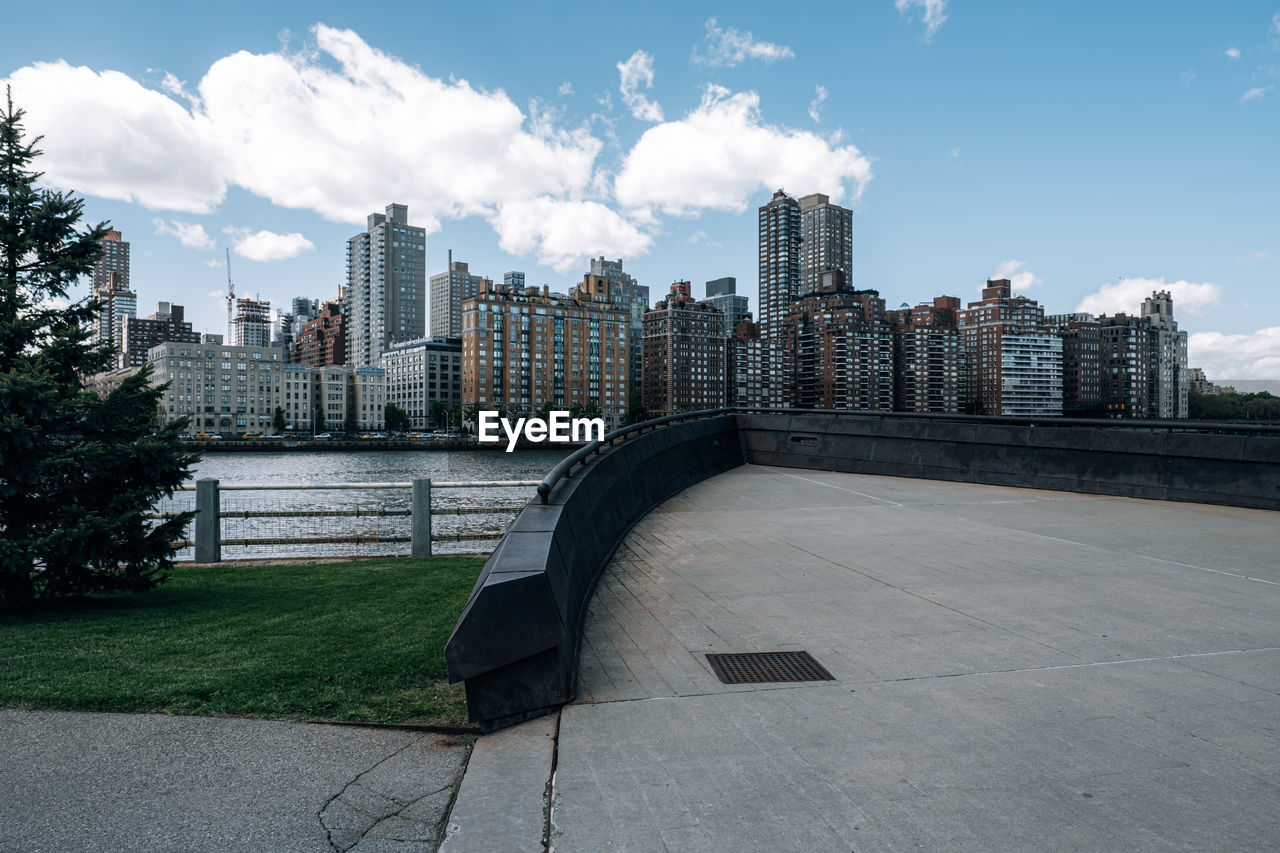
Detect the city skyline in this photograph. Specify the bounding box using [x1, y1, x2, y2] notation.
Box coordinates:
[4, 1, 1278, 378]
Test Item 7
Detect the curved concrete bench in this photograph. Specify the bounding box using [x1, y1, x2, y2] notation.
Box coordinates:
[445, 413, 742, 731]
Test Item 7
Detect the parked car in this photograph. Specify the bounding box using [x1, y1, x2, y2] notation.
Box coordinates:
[241, 433, 263, 440]
[178, 433, 195, 440]
[314, 432, 334, 440]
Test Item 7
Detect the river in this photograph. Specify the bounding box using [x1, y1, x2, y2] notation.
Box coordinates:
[168, 448, 572, 562]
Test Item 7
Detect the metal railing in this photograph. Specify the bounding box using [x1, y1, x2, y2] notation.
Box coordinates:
[163, 478, 539, 562]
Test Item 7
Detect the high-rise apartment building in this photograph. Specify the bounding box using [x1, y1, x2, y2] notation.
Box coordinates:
[888, 296, 961, 414]
[641, 282, 727, 417]
[798, 193, 854, 294]
[758, 190, 803, 342]
[430, 251, 486, 339]
[380, 337, 463, 430]
[1141, 291, 1189, 418]
[958, 279, 1062, 416]
[704, 277, 751, 336]
[588, 257, 649, 395]
[290, 300, 347, 368]
[119, 302, 200, 368]
[90, 228, 136, 351]
[1043, 313, 1103, 416]
[726, 320, 769, 409]
[1096, 314, 1150, 417]
[780, 274, 894, 411]
[232, 297, 272, 348]
[504, 271, 526, 290]
[92, 228, 130, 294]
[461, 276, 630, 429]
[347, 204, 426, 368]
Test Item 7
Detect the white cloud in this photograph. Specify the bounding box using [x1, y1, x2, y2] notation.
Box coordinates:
[490, 198, 652, 273]
[1273, 12, 1280, 46]
[1225, 46, 1241, 59]
[5, 24, 878, 273]
[692, 18, 795, 68]
[808, 85, 827, 123]
[225, 228, 315, 262]
[949, 146, 961, 158]
[1241, 86, 1272, 101]
[205, 258, 223, 269]
[158, 71, 197, 106]
[5, 61, 228, 212]
[617, 50, 663, 122]
[153, 218, 214, 250]
[895, 0, 950, 42]
[687, 230, 722, 248]
[615, 84, 874, 216]
[1236, 251, 1269, 264]
[1075, 277, 1223, 317]
[991, 260, 1042, 292]
[1189, 327, 1280, 379]
[1179, 69, 1197, 88]
[558, 80, 574, 96]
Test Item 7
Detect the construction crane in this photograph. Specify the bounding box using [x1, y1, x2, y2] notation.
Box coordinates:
[225, 247, 235, 342]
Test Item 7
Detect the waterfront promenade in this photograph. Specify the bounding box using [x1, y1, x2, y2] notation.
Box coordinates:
[446, 464, 1280, 851]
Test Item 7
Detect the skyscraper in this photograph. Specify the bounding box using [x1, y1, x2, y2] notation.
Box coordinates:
[430, 251, 485, 339]
[588, 257, 649, 395]
[781, 275, 894, 411]
[704, 277, 750, 335]
[642, 282, 727, 417]
[889, 297, 961, 414]
[232, 297, 271, 348]
[757, 190, 802, 342]
[798, 193, 854, 293]
[346, 204, 426, 368]
[90, 228, 136, 351]
[1141, 291, 1189, 418]
[958, 279, 1062, 416]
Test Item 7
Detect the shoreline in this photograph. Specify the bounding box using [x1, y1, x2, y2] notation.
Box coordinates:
[183, 439, 585, 453]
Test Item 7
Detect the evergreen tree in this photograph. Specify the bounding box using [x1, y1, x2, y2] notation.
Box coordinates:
[0, 90, 195, 604]
[384, 403, 410, 432]
[272, 406, 286, 432]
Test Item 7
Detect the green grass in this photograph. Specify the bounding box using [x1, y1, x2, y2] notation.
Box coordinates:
[0, 557, 485, 727]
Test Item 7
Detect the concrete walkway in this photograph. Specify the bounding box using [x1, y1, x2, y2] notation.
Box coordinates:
[447, 464, 1280, 851]
[0, 711, 469, 852]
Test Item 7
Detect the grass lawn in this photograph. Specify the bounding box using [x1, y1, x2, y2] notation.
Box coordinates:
[0, 557, 485, 727]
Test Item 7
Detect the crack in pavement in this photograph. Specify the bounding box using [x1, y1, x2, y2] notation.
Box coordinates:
[317, 735, 457, 852]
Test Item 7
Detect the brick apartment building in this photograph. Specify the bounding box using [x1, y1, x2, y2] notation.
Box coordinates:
[641, 282, 727, 417]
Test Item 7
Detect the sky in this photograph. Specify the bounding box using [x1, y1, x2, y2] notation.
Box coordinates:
[4, 0, 1278, 378]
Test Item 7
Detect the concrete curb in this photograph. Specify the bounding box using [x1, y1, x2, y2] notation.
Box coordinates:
[439, 712, 559, 852]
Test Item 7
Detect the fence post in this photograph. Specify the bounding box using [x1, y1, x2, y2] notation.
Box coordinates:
[412, 478, 432, 558]
[195, 478, 221, 563]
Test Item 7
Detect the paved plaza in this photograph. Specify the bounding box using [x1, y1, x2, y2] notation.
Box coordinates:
[451, 464, 1280, 852]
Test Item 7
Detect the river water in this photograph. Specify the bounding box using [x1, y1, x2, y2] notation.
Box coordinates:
[167, 448, 572, 561]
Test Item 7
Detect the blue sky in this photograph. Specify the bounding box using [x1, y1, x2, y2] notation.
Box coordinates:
[5, 1, 1279, 377]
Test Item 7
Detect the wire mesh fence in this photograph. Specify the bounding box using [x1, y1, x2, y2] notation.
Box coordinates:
[152, 480, 535, 561]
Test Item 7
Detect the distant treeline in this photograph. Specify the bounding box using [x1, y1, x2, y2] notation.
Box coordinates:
[1189, 390, 1280, 421]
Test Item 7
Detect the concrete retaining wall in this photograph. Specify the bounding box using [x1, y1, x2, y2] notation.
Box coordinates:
[740, 411, 1280, 511]
[444, 414, 743, 731]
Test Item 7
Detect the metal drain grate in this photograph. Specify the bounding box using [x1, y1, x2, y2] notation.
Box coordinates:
[705, 651, 835, 685]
